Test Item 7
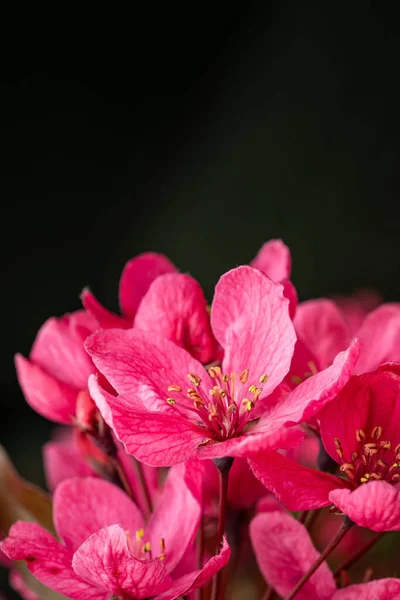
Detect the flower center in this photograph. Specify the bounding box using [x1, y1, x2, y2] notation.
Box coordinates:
[334, 426, 400, 486]
[125, 528, 166, 561]
[166, 367, 268, 441]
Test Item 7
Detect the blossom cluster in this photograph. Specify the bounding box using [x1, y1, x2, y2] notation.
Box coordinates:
[2, 240, 400, 599]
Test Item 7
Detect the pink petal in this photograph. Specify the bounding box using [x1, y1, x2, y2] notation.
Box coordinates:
[332, 579, 400, 599]
[81, 288, 131, 329]
[153, 537, 230, 600]
[227, 458, 267, 510]
[72, 524, 171, 598]
[250, 512, 336, 599]
[109, 394, 206, 465]
[294, 300, 351, 369]
[53, 477, 144, 550]
[43, 440, 93, 491]
[86, 328, 209, 413]
[9, 570, 39, 600]
[249, 450, 348, 511]
[88, 375, 206, 466]
[198, 423, 305, 460]
[258, 340, 360, 436]
[329, 481, 400, 531]
[135, 273, 216, 363]
[256, 495, 287, 514]
[119, 252, 177, 319]
[211, 266, 296, 397]
[30, 313, 95, 389]
[282, 279, 298, 319]
[319, 366, 400, 464]
[354, 303, 400, 374]
[1, 522, 102, 600]
[15, 354, 77, 424]
[250, 239, 292, 281]
[147, 461, 202, 572]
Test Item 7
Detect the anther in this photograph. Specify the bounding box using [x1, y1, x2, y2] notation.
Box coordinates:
[208, 367, 217, 378]
[143, 542, 151, 553]
[380, 441, 392, 451]
[307, 361, 318, 375]
[370, 473, 382, 480]
[166, 397, 176, 405]
[188, 373, 201, 386]
[356, 429, 366, 442]
[389, 463, 399, 473]
[340, 463, 355, 480]
[223, 374, 229, 382]
[363, 443, 378, 456]
[395, 444, 400, 454]
[392, 474, 400, 482]
[193, 399, 205, 410]
[371, 426, 382, 440]
[259, 374, 268, 383]
[228, 404, 237, 412]
[377, 458, 387, 468]
[360, 474, 371, 483]
[242, 398, 255, 411]
[136, 529, 144, 541]
[291, 375, 302, 385]
[240, 369, 249, 383]
[248, 385, 258, 394]
[168, 385, 182, 393]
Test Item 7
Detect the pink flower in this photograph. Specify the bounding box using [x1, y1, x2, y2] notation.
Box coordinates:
[1, 465, 229, 600]
[250, 506, 400, 599]
[83, 252, 216, 363]
[81, 251, 177, 329]
[86, 266, 359, 466]
[250, 364, 400, 531]
[15, 311, 98, 424]
[290, 298, 400, 387]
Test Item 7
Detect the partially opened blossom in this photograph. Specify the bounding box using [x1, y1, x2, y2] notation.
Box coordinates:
[290, 298, 400, 387]
[86, 266, 358, 466]
[15, 311, 98, 424]
[250, 364, 400, 531]
[1, 464, 229, 600]
[250, 507, 400, 599]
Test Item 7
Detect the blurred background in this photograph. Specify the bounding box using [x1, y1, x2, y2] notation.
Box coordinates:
[1, 1, 400, 594]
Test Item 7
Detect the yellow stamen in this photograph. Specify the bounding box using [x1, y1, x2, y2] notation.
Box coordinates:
[136, 529, 144, 541]
[248, 384, 258, 394]
[291, 375, 302, 385]
[356, 429, 366, 442]
[370, 472, 382, 480]
[168, 385, 182, 393]
[360, 474, 370, 483]
[187, 373, 201, 386]
[377, 458, 387, 468]
[371, 426, 382, 440]
[307, 361, 318, 375]
[223, 374, 229, 382]
[242, 398, 255, 411]
[166, 397, 176, 405]
[143, 542, 151, 553]
[259, 374, 268, 383]
[208, 367, 217, 378]
[380, 440, 391, 451]
[240, 369, 249, 383]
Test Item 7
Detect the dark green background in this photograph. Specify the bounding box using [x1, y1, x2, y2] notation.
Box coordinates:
[1, 1, 400, 594]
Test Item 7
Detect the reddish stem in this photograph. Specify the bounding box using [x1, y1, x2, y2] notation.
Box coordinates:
[285, 517, 354, 600]
[111, 456, 134, 500]
[262, 585, 276, 600]
[298, 510, 309, 524]
[211, 457, 233, 600]
[334, 531, 385, 577]
[132, 457, 153, 517]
